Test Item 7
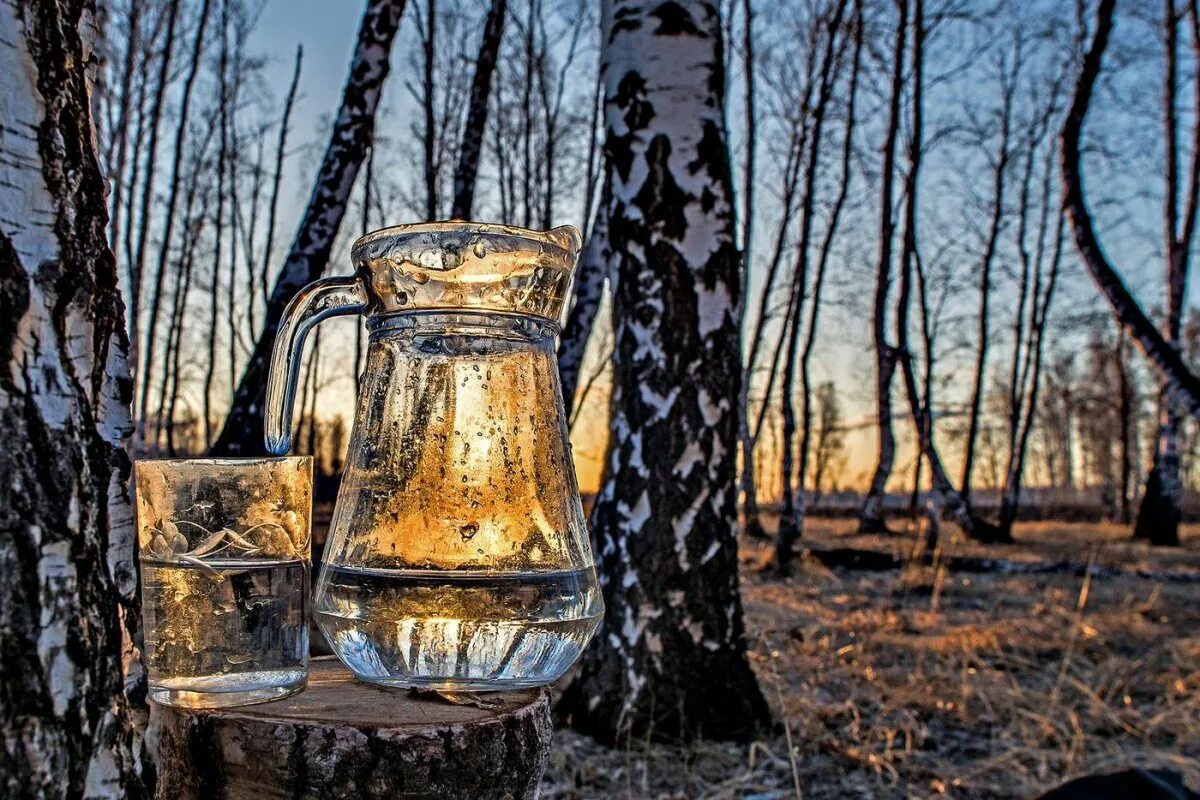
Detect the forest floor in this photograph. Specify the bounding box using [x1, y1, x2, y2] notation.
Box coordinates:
[540, 518, 1200, 799]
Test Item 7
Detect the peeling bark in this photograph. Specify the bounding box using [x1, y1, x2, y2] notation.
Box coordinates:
[211, 0, 406, 456]
[0, 0, 145, 795]
[557, 0, 769, 744]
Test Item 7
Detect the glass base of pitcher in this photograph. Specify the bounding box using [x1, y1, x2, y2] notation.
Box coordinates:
[315, 608, 602, 692]
[148, 668, 307, 708]
[313, 566, 603, 691]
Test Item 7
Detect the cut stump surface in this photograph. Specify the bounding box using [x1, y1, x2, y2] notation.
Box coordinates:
[149, 657, 553, 799]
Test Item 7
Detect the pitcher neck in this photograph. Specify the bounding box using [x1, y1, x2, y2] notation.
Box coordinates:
[367, 310, 560, 341]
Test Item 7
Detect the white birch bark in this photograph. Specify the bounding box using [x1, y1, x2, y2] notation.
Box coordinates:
[0, 0, 145, 795]
[558, 0, 769, 743]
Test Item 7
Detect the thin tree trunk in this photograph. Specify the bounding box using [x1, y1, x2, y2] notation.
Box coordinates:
[0, 1, 145, 792]
[139, 0, 210, 446]
[494, 68, 511, 223]
[520, 0, 535, 228]
[1135, 0, 1200, 545]
[580, 62, 602, 235]
[204, 0, 230, 448]
[736, 0, 763, 536]
[154, 121, 217, 451]
[261, 44, 303, 301]
[130, 0, 181, 397]
[1116, 333, 1134, 522]
[997, 109, 1064, 539]
[242, 130, 266, 336]
[789, 0, 861, 566]
[961, 61, 1015, 503]
[558, 0, 769, 744]
[108, 0, 141, 281]
[743, 123, 803, 430]
[122, 27, 152, 346]
[451, 0, 507, 219]
[775, 0, 849, 569]
[222, 1, 240, 405]
[893, 0, 1005, 544]
[211, 0, 407, 456]
[166, 207, 202, 455]
[1061, 0, 1200, 425]
[166, 205, 204, 456]
[859, 0, 909, 534]
[421, 0, 437, 220]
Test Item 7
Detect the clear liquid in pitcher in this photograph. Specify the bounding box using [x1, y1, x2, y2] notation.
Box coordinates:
[314, 565, 602, 690]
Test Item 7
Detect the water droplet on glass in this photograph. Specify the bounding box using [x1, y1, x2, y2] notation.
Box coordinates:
[472, 241, 487, 259]
[459, 522, 479, 541]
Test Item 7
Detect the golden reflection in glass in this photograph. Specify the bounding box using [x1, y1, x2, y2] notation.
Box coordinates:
[265, 223, 602, 690]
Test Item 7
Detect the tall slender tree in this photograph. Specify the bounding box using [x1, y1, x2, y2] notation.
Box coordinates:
[557, 0, 769, 743]
[775, 0, 849, 568]
[960, 42, 1018, 503]
[451, 0, 507, 219]
[1133, 0, 1200, 545]
[128, 0, 181, 375]
[736, 0, 762, 537]
[859, 0, 909, 533]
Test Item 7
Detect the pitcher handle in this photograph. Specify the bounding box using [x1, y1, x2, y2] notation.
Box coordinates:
[265, 276, 367, 455]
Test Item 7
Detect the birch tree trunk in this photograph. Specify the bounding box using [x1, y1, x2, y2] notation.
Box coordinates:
[1064, 0, 1200, 547]
[1134, 0, 1200, 546]
[736, 0, 763, 539]
[210, 0, 406, 456]
[0, 1, 145, 795]
[451, 0, 507, 219]
[859, 0, 908, 534]
[129, 0, 180, 396]
[557, 0, 769, 744]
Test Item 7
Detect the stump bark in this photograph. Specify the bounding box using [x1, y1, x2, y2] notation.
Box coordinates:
[149, 658, 553, 799]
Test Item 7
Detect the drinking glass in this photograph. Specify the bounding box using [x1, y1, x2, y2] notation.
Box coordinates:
[134, 456, 312, 708]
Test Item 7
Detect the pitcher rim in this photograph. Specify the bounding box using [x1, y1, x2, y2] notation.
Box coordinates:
[351, 220, 583, 259]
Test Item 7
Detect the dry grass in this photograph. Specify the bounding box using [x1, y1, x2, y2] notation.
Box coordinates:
[541, 520, 1200, 799]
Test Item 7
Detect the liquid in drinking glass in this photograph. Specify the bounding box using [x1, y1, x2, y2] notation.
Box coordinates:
[135, 457, 312, 708]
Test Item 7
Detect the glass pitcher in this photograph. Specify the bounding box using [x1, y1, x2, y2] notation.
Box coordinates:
[264, 222, 603, 690]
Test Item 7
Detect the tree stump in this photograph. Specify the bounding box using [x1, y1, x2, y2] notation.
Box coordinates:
[149, 657, 553, 799]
